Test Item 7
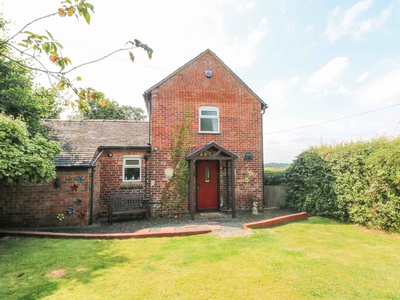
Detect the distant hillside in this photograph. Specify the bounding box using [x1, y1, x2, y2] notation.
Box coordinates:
[264, 163, 291, 170]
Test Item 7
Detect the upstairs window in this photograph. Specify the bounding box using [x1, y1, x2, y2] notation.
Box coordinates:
[123, 157, 141, 182]
[199, 107, 219, 133]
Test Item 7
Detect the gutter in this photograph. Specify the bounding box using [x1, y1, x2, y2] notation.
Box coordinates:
[89, 149, 104, 225]
[98, 146, 151, 150]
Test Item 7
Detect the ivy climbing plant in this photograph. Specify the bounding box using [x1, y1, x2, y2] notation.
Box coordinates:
[161, 108, 196, 216]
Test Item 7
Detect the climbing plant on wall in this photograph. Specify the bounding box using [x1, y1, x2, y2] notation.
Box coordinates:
[161, 107, 196, 215]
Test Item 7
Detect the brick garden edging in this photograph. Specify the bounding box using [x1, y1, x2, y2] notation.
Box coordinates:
[0, 212, 308, 239]
[243, 212, 308, 230]
[0, 228, 212, 239]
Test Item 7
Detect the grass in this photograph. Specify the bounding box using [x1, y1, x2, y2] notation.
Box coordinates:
[1, 217, 400, 299]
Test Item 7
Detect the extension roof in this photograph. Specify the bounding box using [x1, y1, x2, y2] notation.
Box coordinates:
[43, 120, 149, 167]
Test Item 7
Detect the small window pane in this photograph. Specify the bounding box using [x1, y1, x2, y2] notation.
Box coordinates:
[205, 167, 210, 182]
[126, 159, 139, 165]
[124, 168, 140, 181]
[201, 110, 218, 116]
[201, 119, 218, 132]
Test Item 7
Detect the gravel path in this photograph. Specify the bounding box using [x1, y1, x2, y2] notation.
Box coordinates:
[4, 209, 295, 238]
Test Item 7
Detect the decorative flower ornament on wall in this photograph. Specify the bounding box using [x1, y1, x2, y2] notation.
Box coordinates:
[244, 170, 253, 183]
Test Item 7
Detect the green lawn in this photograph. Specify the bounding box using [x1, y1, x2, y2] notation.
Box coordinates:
[1, 217, 400, 299]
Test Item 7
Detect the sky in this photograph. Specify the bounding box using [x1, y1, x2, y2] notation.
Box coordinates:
[2, 0, 400, 163]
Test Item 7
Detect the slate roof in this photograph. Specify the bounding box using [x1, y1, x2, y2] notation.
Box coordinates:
[43, 120, 149, 167]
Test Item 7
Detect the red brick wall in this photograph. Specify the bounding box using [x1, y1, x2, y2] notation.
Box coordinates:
[0, 168, 92, 227]
[149, 51, 264, 211]
[98, 149, 149, 217]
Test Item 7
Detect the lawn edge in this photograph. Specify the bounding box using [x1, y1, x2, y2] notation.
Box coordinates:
[243, 212, 308, 230]
[0, 228, 212, 239]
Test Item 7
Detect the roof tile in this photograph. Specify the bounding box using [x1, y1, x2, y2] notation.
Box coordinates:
[43, 120, 149, 167]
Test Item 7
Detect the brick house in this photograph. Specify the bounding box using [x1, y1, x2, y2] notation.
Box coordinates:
[0, 49, 267, 227]
[144, 49, 267, 219]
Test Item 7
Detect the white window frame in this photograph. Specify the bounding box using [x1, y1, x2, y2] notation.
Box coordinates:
[122, 156, 142, 182]
[199, 106, 220, 133]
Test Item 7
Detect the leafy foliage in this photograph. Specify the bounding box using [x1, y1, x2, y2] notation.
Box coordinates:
[0, 20, 62, 184]
[0, 113, 61, 184]
[285, 149, 338, 217]
[71, 99, 146, 120]
[161, 108, 196, 215]
[0, 58, 61, 135]
[0, 0, 152, 112]
[285, 137, 400, 232]
[264, 170, 286, 185]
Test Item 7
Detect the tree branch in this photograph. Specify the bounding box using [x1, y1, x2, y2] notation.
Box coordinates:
[62, 46, 138, 74]
[4, 12, 58, 44]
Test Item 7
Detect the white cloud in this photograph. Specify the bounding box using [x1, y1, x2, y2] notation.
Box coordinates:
[325, 0, 393, 42]
[357, 69, 400, 106]
[259, 76, 300, 107]
[336, 86, 351, 94]
[221, 17, 269, 68]
[285, 22, 296, 34]
[305, 57, 350, 94]
[304, 23, 315, 34]
[281, 5, 287, 15]
[235, 1, 256, 13]
[355, 72, 369, 83]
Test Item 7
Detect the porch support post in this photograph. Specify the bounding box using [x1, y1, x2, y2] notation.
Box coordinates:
[189, 159, 195, 221]
[231, 159, 236, 218]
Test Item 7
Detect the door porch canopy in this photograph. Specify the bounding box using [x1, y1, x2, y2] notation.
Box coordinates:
[186, 142, 238, 220]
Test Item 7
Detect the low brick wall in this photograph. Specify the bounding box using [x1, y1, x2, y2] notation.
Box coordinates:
[0, 168, 92, 227]
[243, 212, 308, 230]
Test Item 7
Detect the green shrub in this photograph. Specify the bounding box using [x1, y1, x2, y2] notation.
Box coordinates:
[285, 137, 400, 232]
[264, 170, 286, 185]
[285, 149, 337, 217]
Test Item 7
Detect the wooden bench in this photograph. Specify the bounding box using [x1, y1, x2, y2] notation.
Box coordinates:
[108, 194, 150, 224]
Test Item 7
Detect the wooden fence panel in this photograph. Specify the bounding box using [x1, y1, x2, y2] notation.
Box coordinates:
[264, 185, 287, 208]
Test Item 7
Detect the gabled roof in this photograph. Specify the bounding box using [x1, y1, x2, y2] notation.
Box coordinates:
[186, 141, 238, 160]
[44, 120, 150, 167]
[143, 49, 268, 109]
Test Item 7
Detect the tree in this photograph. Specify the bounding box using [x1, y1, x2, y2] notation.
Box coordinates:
[0, 113, 61, 184]
[0, 0, 152, 112]
[0, 16, 62, 184]
[0, 56, 62, 135]
[0, 1, 152, 184]
[72, 99, 147, 120]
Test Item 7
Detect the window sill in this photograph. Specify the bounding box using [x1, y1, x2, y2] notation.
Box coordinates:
[120, 182, 144, 189]
[198, 132, 221, 134]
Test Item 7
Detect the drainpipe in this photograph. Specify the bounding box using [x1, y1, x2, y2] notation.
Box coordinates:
[261, 103, 268, 208]
[89, 149, 104, 225]
[145, 93, 152, 202]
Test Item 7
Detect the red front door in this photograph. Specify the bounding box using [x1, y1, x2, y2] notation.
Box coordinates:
[197, 161, 219, 210]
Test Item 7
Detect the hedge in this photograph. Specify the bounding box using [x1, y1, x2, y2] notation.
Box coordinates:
[264, 170, 286, 185]
[285, 137, 400, 232]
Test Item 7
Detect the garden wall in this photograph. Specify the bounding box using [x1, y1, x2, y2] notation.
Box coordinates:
[0, 168, 92, 227]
